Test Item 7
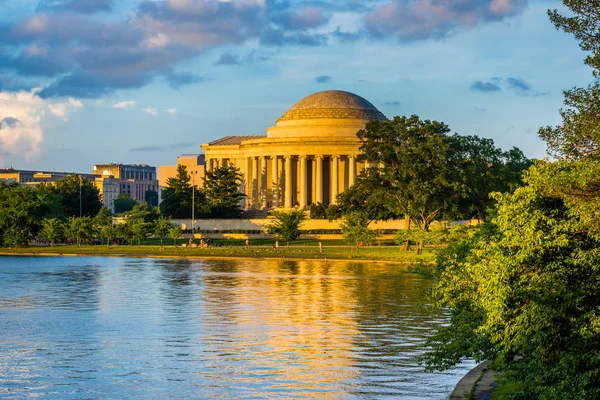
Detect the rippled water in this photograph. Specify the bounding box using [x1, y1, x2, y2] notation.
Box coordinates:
[0, 256, 472, 399]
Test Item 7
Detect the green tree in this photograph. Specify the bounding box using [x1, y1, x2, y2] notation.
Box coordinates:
[39, 218, 64, 246]
[203, 164, 245, 218]
[355, 115, 457, 230]
[51, 175, 102, 217]
[449, 135, 531, 221]
[0, 182, 51, 247]
[169, 225, 182, 247]
[265, 209, 305, 250]
[115, 222, 134, 246]
[129, 219, 147, 246]
[114, 193, 137, 214]
[145, 189, 159, 207]
[65, 216, 95, 247]
[160, 165, 207, 218]
[100, 225, 115, 248]
[153, 216, 172, 249]
[340, 211, 377, 253]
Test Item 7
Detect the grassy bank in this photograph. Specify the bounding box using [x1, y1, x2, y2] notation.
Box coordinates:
[0, 242, 436, 263]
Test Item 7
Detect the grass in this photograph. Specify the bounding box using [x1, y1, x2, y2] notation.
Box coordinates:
[0, 240, 436, 263]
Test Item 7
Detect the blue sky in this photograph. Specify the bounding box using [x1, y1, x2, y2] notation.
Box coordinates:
[0, 0, 591, 172]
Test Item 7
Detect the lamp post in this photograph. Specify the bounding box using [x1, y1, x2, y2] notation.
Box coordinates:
[191, 171, 197, 238]
[79, 175, 83, 218]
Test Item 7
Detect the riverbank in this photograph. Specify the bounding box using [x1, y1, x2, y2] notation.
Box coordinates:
[0, 244, 435, 263]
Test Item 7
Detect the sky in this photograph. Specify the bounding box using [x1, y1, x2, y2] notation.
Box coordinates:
[0, 0, 591, 173]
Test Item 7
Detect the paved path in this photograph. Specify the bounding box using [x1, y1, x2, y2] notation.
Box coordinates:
[449, 361, 497, 399]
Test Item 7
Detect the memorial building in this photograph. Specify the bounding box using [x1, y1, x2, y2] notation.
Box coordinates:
[201, 90, 387, 209]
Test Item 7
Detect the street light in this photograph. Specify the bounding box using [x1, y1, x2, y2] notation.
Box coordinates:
[79, 175, 83, 218]
[191, 171, 198, 238]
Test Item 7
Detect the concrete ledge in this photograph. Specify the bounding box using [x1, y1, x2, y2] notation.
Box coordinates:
[449, 361, 495, 399]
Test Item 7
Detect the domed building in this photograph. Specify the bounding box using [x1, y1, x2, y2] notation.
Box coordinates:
[201, 90, 387, 209]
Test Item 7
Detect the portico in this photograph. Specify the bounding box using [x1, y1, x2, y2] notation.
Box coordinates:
[201, 90, 387, 209]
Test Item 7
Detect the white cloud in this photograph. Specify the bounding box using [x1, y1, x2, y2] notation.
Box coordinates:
[167, 108, 177, 114]
[48, 103, 68, 120]
[68, 98, 83, 108]
[112, 101, 136, 109]
[0, 90, 45, 161]
[143, 108, 158, 116]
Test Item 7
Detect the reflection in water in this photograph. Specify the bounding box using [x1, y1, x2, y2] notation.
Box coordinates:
[0, 256, 472, 399]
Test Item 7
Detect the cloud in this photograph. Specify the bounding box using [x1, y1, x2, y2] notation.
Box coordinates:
[48, 103, 68, 120]
[315, 75, 332, 83]
[112, 101, 136, 109]
[0, 90, 44, 161]
[506, 77, 531, 92]
[384, 100, 401, 106]
[68, 97, 83, 108]
[36, 0, 113, 14]
[365, 0, 527, 41]
[216, 52, 241, 66]
[166, 108, 177, 114]
[143, 108, 158, 116]
[165, 71, 204, 89]
[130, 141, 194, 152]
[471, 80, 502, 92]
[271, 7, 329, 31]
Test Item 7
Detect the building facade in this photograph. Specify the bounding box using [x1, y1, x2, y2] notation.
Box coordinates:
[0, 168, 97, 185]
[158, 154, 206, 193]
[93, 164, 158, 204]
[201, 90, 387, 209]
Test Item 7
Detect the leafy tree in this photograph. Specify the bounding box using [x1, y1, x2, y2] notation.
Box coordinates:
[449, 135, 531, 221]
[100, 225, 115, 248]
[337, 173, 395, 221]
[160, 165, 207, 219]
[265, 209, 305, 250]
[355, 115, 457, 230]
[339, 211, 377, 253]
[114, 193, 137, 214]
[51, 175, 102, 217]
[153, 216, 172, 249]
[115, 222, 134, 246]
[203, 164, 245, 218]
[129, 219, 148, 246]
[0, 182, 50, 247]
[65, 216, 95, 247]
[126, 202, 159, 224]
[169, 225, 182, 247]
[39, 218, 64, 246]
[145, 189, 159, 207]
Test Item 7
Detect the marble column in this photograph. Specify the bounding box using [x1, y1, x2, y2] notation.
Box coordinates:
[252, 157, 258, 209]
[315, 155, 323, 204]
[245, 157, 252, 209]
[261, 157, 268, 209]
[349, 155, 356, 187]
[284, 155, 293, 208]
[271, 156, 279, 207]
[299, 155, 307, 207]
[331, 155, 339, 205]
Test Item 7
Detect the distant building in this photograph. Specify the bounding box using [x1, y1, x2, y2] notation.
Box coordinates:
[0, 168, 96, 185]
[93, 164, 159, 205]
[158, 154, 206, 193]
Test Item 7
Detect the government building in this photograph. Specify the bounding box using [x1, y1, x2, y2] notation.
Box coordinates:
[200, 90, 387, 209]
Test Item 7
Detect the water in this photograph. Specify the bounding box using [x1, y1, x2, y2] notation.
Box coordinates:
[0, 256, 473, 399]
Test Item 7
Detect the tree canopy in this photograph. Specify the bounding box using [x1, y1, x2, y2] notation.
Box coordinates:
[203, 164, 245, 218]
[47, 175, 103, 217]
[265, 209, 305, 249]
[160, 165, 207, 219]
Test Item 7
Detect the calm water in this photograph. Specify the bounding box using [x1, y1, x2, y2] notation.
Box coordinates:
[0, 256, 472, 399]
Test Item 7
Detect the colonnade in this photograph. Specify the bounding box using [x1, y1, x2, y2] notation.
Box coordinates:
[207, 154, 365, 209]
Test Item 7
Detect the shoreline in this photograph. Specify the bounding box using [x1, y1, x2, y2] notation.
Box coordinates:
[0, 248, 431, 265]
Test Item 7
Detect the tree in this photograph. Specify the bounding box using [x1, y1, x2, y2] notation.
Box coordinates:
[115, 222, 134, 246]
[154, 216, 172, 249]
[355, 115, 457, 231]
[100, 225, 115, 248]
[145, 189, 159, 207]
[203, 164, 245, 218]
[169, 225, 182, 247]
[340, 211, 377, 253]
[39, 218, 64, 246]
[449, 135, 531, 221]
[114, 193, 137, 214]
[160, 165, 207, 218]
[129, 219, 147, 246]
[265, 209, 305, 250]
[0, 182, 50, 247]
[51, 175, 103, 217]
[65, 216, 95, 247]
